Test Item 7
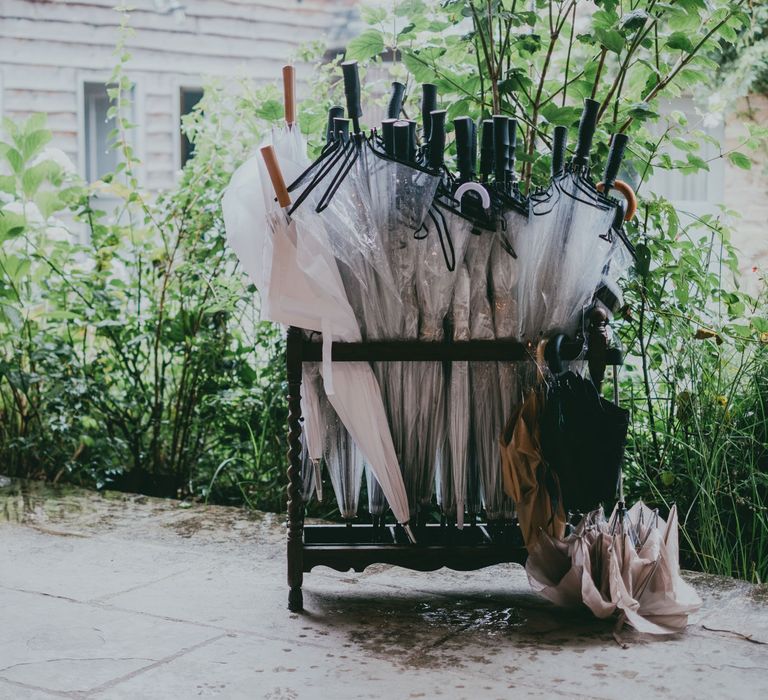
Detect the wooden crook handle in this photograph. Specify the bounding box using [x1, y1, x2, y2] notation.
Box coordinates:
[283, 65, 296, 127]
[260, 145, 291, 209]
[597, 179, 637, 222]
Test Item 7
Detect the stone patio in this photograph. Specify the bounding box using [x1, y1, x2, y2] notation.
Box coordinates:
[1, 480, 767, 699]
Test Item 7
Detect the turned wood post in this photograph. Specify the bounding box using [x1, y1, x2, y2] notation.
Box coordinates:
[286, 326, 304, 612]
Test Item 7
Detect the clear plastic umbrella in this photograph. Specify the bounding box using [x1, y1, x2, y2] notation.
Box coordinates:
[299, 432, 317, 504]
[300, 361, 325, 501]
[464, 228, 506, 520]
[223, 142, 414, 538]
[365, 465, 388, 520]
[225, 65, 330, 475]
[411, 201, 472, 518]
[490, 220, 525, 502]
[523, 101, 625, 340]
[448, 263, 472, 527]
[325, 407, 364, 520]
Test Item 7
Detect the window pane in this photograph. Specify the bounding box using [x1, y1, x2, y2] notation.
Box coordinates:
[84, 82, 119, 182]
[180, 88, 204, 167]
[648, 97, 724, 215]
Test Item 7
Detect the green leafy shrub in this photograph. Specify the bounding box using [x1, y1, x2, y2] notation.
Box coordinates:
[0, 34, 288, 509]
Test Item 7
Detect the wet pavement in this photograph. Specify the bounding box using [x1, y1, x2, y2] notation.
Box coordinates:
[1, 479, 767, 699]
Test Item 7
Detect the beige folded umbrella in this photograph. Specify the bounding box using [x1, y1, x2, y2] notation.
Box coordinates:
[526, 502, 702, 635]
[500, 388, 566, 547]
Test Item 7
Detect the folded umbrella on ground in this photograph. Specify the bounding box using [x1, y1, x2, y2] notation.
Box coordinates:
[525, 502, 702, 635]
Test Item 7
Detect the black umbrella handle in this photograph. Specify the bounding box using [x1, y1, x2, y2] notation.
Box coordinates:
[421, 83, 438, 140]
[552, 125, 568, 177]
[544, 334, 567, 376]
[393, 120, 411, 161]
[507, 118, 518, 184]
[406, 120, 417, 161]
[341, 60, 363, 135]
[602, 133, 629, 189]
[325, 106, 344, 143]
[493, 115, 509, 185]
[454, 117, 476, 182]
[387, 81, 406, 120]
[573, 98, 600, 168]
[479, 120, 494, 181]
[427, 109, 446, 169]
[381, 118, 397, 156]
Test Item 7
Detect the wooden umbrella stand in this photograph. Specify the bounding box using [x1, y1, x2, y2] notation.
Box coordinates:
[285, 310, 620, 612]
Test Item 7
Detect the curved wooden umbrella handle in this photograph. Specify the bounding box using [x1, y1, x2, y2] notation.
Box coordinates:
[597, 179, 637, 222]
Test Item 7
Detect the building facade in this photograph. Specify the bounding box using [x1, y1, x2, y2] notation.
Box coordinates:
[0, 0, 358, 190]
[1, 0, 766, 283]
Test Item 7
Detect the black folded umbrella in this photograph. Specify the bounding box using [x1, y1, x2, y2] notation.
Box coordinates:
[540, 337, 630, 514]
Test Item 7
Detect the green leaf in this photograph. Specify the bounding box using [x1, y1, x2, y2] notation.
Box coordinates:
[666, 32, 694, 53]
[619, 9, 648, 32]
[22, 163, 48, 198]
[402, 50, 436, 83]
[4, 147, 24, 175]
[254, 99, 282, 123]
[627, 102, 658, 121]
[0, 175, 15, 194]
[541, 105, 582, 127]
[635, 243, 651, 277]
[660, 471, 675, 487]
[728, 152, 751, 170]
[684, 153, 709, 172]
[360, 5, 387, 24]
[22, 129, 52, 161]
[395, 0, 426, 17]
[514, 33, 541, 55]
[596, 28, 625, 54]
[345, 30, 385, 61]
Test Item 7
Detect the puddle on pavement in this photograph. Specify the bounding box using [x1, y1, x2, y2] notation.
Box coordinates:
[0, 477, 89, 525]
[307, 587, 610, 670]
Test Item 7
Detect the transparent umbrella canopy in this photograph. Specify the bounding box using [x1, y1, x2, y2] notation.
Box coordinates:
[448, 263, 472, 527]
[412, 202, 472, 518]
[224, 134, 415, 538]
[363, 137, 441, 519]
[464, 229, 505, 520]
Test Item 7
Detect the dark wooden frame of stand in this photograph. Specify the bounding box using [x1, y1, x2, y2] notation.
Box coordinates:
[285, 311, 620, 612]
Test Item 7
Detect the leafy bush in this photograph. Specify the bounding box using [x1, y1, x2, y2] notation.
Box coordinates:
[0, 36, 287, 509]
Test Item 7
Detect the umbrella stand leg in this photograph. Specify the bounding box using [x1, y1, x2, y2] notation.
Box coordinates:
[286, 326, 305, 612]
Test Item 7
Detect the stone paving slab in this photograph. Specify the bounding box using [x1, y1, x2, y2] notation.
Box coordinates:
[1, 481, 767, 700]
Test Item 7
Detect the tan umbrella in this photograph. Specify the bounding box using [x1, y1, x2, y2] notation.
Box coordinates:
[525, 503, 701, 635]
[500, 388, 566, 547]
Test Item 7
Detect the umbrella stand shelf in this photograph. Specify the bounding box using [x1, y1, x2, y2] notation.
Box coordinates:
[285, 311, 622, 612]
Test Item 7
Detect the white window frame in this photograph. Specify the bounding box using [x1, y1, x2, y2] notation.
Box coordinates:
[76, 71, 145, 186]
[172, 80, 204, 175]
